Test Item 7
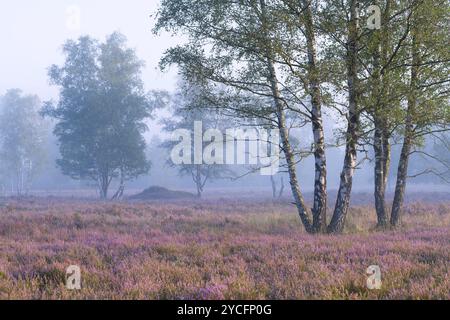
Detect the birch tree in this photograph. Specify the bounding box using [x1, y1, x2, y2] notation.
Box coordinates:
[154, 0, 368, 233]
[390, 0, 450, 227]
[319, 0, 363, 233]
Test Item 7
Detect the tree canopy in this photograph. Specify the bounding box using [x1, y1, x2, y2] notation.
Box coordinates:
[43, 32, 158, 199]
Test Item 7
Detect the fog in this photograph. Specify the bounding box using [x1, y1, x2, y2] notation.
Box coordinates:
[0, 0, 447, 199]
[0, 0, 178, 97]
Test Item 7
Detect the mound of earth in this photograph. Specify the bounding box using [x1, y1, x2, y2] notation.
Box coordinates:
[129, 186, 196, 200]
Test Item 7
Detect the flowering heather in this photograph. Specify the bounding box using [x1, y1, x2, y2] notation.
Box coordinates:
[0, 197, 448, 300]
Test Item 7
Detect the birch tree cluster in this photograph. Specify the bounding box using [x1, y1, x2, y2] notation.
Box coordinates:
[154, 0, 450, 233]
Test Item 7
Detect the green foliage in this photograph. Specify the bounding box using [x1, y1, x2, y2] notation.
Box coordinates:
[43, 32, 158, 198]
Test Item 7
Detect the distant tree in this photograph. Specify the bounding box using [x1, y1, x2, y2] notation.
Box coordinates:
[432, 133, 450, 182]
[270, 175, 285, 200]
[43, 33, 163, 199]
[162, 80, 234, 198]
[0, 89, 47, 195]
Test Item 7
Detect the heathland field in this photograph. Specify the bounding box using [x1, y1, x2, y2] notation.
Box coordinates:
[0, 196, 449, 299]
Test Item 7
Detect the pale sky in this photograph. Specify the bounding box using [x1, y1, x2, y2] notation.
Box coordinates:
[0, 0, 180, 101]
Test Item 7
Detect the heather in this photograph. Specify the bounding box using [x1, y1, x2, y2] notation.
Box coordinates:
[0, 197, 449, 300]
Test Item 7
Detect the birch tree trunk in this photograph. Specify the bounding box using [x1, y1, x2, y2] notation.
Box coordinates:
[270, 175, 277, 199]
[391, 30, 419, 227]
[266, 53, 314, 233]
[194, 165, 203, 198]
[390, 122, 413, 227]
[382, 128, 391, 193]
[372, 51, 385, 227]
[302, 0, 328, 233]
[373, 123, 391, 228]
[374, 121, 389, 228]
[372, 0, 390, 229]
[258, 0, 313, 232]
[328, 0, 360, 234]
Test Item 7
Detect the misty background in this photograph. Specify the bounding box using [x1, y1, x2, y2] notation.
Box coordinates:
[0, 0, 447, 197]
